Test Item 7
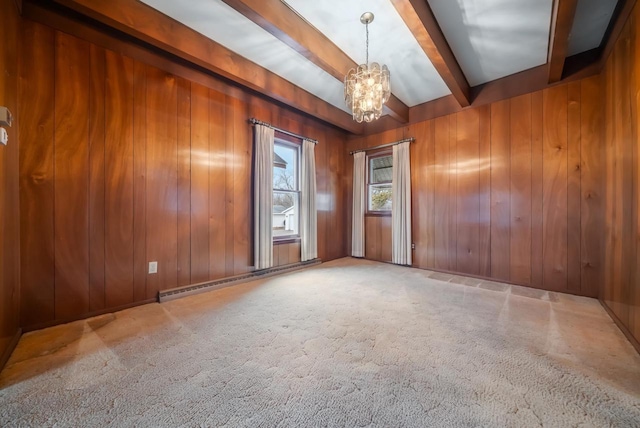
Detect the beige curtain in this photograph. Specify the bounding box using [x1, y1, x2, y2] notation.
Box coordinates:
[351, 152, 366, 257]
[254, 124, 274, 270]
[301, 139, 317, 261]
[392, 141, 412, 265]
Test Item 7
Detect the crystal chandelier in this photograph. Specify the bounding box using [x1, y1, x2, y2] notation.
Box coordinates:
[344, 12, 391, 123]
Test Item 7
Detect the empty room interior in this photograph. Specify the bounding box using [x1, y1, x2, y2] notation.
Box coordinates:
[1, 0, 640, 425]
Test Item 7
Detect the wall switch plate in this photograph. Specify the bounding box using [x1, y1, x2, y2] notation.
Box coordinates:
[149, 261, 158, 274]
[0, 128, 7, 146]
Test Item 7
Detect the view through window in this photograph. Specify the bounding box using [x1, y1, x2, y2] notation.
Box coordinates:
[368, 153, 392, 212]
[273, 140, 300, 239]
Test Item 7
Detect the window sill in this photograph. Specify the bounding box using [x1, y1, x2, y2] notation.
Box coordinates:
[365, 212, 391, 217]
[273, 237, 301, 245]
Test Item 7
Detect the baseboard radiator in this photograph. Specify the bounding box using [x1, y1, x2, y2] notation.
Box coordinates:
[158, 259, 322, 303]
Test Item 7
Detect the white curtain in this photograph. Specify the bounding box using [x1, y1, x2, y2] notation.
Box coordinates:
[254, 124, 274, 270]
[351, 152, 366, 257]
[392, 141, 412, 265]
[301, 139, 317, 261]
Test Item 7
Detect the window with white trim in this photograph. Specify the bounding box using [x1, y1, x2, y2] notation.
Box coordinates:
[273, 139, 300, 239]
[367, 152, 392, 212]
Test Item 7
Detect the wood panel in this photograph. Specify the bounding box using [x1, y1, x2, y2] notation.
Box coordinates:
[602, 3, 640, 350]
[190, 83, 210, 283]
[176, 78, 191, 287]
[104, 51, 135, 307]
[490, 100, 511, 281]
[53, 32, 90, 319]
[89, 44, 106, 312]
[579, 76, 603, 298]
[509, 95, 532, 285]
[433, 116, 451, 271]
[455, 108, 480, 275]
[542, 85, 569, 292]
[145, 66, 178, 297]
[209, 91, 226, 280]
[19, 22, 349, 329]
[132, 61, 147, 303]
[19, 21, 56, 327]
[0, 0, 21, 368]
[530, 92, 545, 289]
[567, 82, 582, 292]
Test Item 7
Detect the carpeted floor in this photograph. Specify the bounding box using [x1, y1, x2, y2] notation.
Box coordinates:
[1, 258, 639, 427]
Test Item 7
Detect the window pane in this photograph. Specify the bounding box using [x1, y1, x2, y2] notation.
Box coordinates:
[370, 155, 392, 184]
[368, 184, 392, 211]
[273, 191, 299, 237]
[274, 143, 298, 191]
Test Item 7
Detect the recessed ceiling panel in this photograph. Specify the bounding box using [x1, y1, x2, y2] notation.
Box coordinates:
[428, 0, 553, 86]
[567, 0, 618, 56]
[139, 0, 350, 113]
[284, 0, 451, 107]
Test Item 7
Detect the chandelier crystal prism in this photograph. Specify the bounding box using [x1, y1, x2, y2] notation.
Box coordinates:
[344, 12, 391, 123]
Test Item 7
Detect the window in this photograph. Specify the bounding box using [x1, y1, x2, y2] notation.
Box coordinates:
[367, 152, 392, 212]
[273, 139, 300, 240]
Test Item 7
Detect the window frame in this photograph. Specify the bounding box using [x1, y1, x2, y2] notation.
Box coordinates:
[272, 133, 302, 243]
[366, 149, 393, 216]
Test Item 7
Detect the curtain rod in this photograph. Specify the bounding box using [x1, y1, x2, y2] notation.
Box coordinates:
[249, 118, 318, 144]
[349, 137, 415, 155]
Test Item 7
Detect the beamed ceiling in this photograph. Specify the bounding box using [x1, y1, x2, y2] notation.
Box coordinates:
[30, 0, 633, 134]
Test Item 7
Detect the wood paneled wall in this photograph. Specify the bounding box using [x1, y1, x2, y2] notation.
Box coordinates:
[347, 76, 604, 297]
[19, 20, 347, 330]
[0, 0, 21, 367]
[602, 3, 640, 349]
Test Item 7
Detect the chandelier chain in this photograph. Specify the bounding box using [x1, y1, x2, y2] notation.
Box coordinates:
[365, 22, 369, 66]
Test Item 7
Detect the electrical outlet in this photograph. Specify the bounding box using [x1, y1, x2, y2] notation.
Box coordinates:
[148, 261, 158, 274]
[411, 243, 415, 250]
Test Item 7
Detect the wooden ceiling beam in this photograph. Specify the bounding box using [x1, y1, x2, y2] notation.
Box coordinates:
[220, 0, 409, 123]
[47, 0, 364, 134]
[547, 0, 579, 83]
[390, 0, 471, 107]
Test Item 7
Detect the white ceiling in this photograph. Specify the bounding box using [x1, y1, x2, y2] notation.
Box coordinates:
[139, 0, 617, 115]
[568, 0, 618, 56]
[427, 0, 553, 86]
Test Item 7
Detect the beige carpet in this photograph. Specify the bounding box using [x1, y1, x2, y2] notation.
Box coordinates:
[1, 258, 639, 427]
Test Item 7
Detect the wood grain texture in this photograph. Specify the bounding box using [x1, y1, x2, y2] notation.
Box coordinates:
[477, 105, 492, 277]
[602, 5, 640, 346]
[105, 50, 135, 307]
[53, 32, 91, 319]
[455, 108, 480, 275]
[509, 94, 532, 285]
[542, 85, 569, 292]
[209, 91, 226, 280]
[433, 116, 451, 270]
[89, 44, 106, 312]
[567, 82, 582, 292]
[145, 65, 178, 297]
[0, 0, 21, 368]
[490, 100, 511, 281]
[189, 83, 210, 283]
[580, 76, 603, 298]
[19, 21, 56, 327]
[177, 77, 191, 287]
[530, 91, 545, 289]
[132, 60, 147, 303]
